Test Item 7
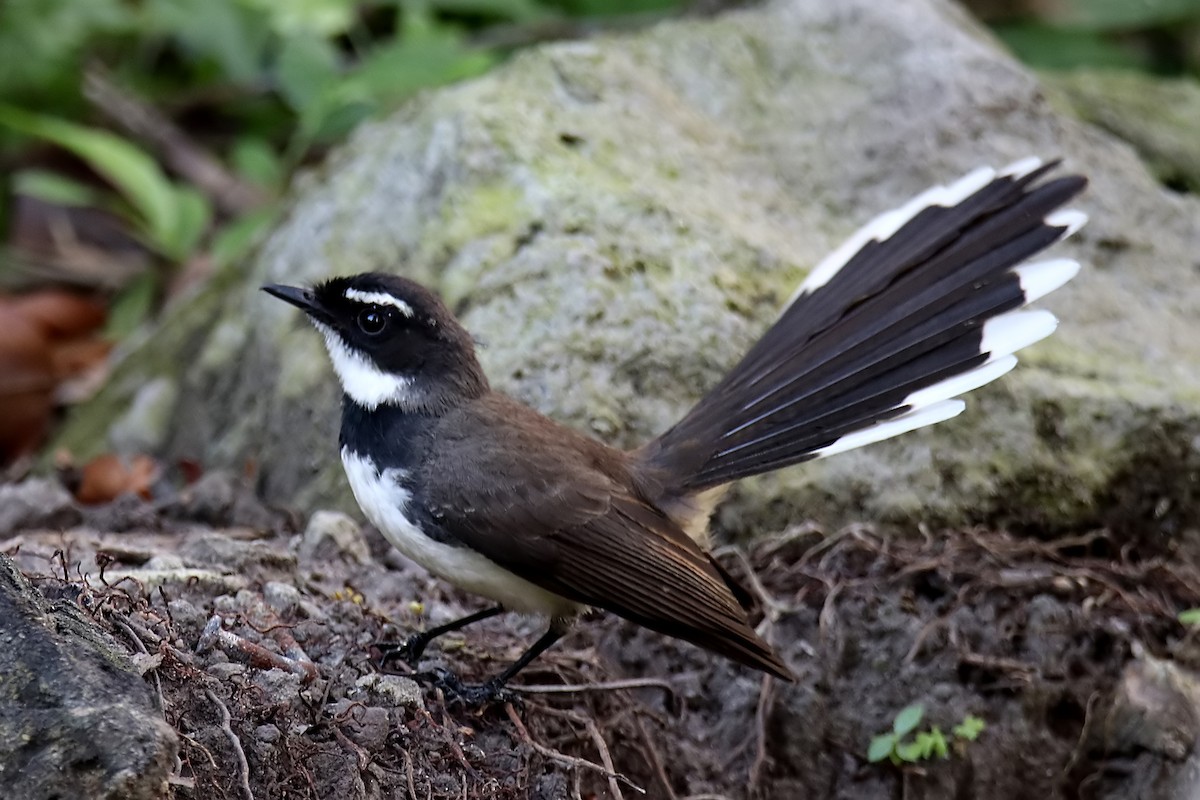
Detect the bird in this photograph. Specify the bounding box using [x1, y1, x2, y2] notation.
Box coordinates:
[264, 157, 1087, 703]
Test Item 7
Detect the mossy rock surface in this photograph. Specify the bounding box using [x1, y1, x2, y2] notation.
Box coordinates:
[55, 0, 1200, 538]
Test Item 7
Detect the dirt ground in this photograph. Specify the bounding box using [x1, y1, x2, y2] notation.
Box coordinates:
[4, 471, 1200, 800]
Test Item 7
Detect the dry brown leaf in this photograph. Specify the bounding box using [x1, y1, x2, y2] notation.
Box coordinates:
[0, 305, 55, 462]
[74, 453, 161, 505]
[50, 337, 113, 387]
[11, 291, 107, 340]
[0, 290, 110, 465]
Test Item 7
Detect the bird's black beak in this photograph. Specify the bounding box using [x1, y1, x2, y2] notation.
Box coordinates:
[262, 283, 321, 316]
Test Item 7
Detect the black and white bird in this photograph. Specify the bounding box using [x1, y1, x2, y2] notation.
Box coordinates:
[264, 158, 1087, 701]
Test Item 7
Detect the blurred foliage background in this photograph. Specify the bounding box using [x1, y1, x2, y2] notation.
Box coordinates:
[0, 0, 1197, 467]
[0, 0, 692, 309]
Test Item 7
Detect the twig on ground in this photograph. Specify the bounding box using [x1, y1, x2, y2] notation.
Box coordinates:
[196, 615, 318, 682]
[747, 676, 776, 792]
[415, 707, 475, 774]
[400, 748, 418, 800]
[505, 703, 643, 799]
[111, 615, 149, 654]
[584, 712, 631, 800]
[330, 720, 371, 773]
[1061, 690, 1102, 781]
[111, 614, 166, 711]
[794, 525, 859, 568]
[905, 583, 974, 664]
[818, 581, 842, 651]
[121, 611, 165, 646]
[157, 586, 176, 629]
[959, 650, 1040, 683]
[178, 731, 219, 770]
[205, 689, 253, 800]
[717, 546, 796, 622]
[50, 548, 70, 582]
[633, 709, 677, 800]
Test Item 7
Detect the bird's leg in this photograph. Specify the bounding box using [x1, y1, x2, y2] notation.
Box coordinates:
[378, 605, 505, 668]
[426, 621, 569, 706]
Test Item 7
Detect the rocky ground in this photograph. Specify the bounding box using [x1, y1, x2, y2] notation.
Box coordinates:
[3, 471, 1199, 800]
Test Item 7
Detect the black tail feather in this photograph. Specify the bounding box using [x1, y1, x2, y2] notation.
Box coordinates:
[638, 160, 1087, 493]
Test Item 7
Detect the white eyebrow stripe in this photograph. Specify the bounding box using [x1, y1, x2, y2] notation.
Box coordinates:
[344, 288, 415, 317]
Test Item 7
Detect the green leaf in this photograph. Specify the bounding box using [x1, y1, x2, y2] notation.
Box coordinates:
[912, 732, 934, 760]
[953, 715, 986, 742]
[428, 0, 545, 22]
[995, 24, 1144, 72]
[230, 137, 284, 192]
[11, 169, 102, 208]
[1179, 608, 1200, 626]
[242, 0, 355, 37]
[926, 727, 949, 758]
[292, 91, 372, 151]
[0, 0, 134, 99]
[143, 0, 270, 82]
[1054, 0, 1200, 31]
[276, 34, 340, 113]
[285, 21, 495, 153]
[105, 271, 158, 338]
[0, 105, 178, 250]
[350, 26, 495, 103]
[867, 733, 896, 763]
[211, 206, 278, 268]
[161, 187, 212, 261]
[894, 740, 925, 763]
[893, 703, 925, 737]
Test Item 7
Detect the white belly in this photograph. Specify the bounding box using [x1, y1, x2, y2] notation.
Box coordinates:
[340, 448, 579, 617]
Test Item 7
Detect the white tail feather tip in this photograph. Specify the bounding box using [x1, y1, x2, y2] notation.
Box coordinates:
[792, 165, 1000, 301]
[1000, 156, 1044, 179]
[980, 310, 1057, 358]
[1014, 259, 1080, 304]
[814, 400, 966, 459]
[1045, 209, 1088, 238]
[904, 355, 1018, 409]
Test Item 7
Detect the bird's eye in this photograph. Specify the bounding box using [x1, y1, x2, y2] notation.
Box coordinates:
[357, 307, 388, 335]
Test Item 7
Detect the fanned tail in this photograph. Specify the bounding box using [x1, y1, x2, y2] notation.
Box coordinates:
[637, 158, 1087, 493]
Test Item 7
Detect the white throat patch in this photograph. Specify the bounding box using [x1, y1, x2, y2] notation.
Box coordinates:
[313, 321, 414, 410]
[343, 288, 415, 316]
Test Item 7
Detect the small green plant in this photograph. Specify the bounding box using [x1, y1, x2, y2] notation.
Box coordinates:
[951, 714, 986, 742]
[1180, 608, 1200, 626]
[867, 704, 986, 766]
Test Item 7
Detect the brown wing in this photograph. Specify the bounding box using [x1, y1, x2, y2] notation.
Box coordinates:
[422, 396, 794, 680]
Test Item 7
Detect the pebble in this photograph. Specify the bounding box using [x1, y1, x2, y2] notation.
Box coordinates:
[353, 673, 424, 709]
[0, 479, 81, 535]
[298, 510, 371, 566]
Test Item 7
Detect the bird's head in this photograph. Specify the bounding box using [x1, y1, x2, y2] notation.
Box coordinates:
[263, 273, 487, 413]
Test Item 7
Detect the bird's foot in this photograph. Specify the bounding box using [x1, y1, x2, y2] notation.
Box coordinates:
[416, 666, 517, 706]
[373, 633, 431, 669]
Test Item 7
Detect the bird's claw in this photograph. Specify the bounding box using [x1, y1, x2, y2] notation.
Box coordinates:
[374, 633, 431, 669]
[416, 666, 517, 706]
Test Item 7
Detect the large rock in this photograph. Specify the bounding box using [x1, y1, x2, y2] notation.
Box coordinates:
[0, 554, 177, 799]
[54, 0, 1200, 537]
